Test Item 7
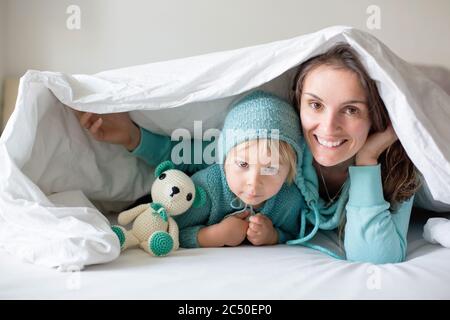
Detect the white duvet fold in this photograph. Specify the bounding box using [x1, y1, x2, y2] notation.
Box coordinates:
[1, 26, 449, 270]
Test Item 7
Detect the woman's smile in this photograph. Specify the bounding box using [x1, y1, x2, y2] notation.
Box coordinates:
[314, 134, 348, 148]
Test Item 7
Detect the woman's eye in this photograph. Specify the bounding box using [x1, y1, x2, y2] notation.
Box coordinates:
[309, 102, 322, 110]
[236, 161, 248, 168]
[345, 106, 359, 115]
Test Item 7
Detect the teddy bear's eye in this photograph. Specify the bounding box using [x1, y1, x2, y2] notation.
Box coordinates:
[159, 173, 166, 180]
[186, 193, 193, 201]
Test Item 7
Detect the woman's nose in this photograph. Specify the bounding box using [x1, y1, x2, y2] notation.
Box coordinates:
[321, 110, 341, 134]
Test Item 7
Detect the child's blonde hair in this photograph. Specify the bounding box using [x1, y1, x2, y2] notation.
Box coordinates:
[273, 140, 297, 184]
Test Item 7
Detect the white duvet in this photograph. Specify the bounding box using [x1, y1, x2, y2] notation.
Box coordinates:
[1, 26, 449, 271]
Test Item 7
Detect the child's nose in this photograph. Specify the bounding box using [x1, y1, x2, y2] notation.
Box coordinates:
[246, 169, 262, 186]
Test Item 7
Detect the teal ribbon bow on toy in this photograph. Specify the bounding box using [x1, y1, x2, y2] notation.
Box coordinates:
[150, 203, 168, 222]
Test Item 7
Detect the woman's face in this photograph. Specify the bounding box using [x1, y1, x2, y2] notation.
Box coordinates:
[300, 65, 372, 167]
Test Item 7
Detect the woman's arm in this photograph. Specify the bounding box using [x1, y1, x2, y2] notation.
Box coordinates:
[75, 111, 141, 150]
[74, 111, 212, 175]
[131, 126, 212, 175]
[344, 165, 414, 264]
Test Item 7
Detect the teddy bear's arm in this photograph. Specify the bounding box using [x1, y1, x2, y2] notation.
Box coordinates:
[167, 217, 180, 251]
[118, 204, 149, 226]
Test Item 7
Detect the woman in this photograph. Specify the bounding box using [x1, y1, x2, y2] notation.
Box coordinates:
[77, 43, 420, 264]
[287, 44, 420, 263]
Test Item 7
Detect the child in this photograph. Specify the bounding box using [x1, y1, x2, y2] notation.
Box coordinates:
[170, 91, 304, 248]
[77, 90, 305, 248]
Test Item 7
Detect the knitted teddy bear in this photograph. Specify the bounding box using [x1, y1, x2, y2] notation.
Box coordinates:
[111, 160, 206, 256]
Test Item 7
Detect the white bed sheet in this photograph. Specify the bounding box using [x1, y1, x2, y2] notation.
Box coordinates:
[1, 210, 449, 300]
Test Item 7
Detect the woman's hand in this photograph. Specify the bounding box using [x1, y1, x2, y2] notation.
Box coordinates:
[247, 213, 278, 246]
[356, 124, 398, 166]
[74, 111, 141, 151]
[197, 211, 250, 247]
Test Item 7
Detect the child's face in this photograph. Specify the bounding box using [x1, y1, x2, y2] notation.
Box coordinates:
[224, 139, 290, 208]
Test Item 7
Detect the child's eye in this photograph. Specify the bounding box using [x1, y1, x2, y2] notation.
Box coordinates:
[260, 166, 279, 176]
[309, 102, 322, 110]
[236, 160, 248, 168]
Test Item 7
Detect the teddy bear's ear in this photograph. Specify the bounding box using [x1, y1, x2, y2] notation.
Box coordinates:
[192, 185, 206, 208]
[154, 160, 175, 177]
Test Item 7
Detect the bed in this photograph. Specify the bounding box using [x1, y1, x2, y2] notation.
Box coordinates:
[1, 26, 450, 300]
[1, 208, 449, 299]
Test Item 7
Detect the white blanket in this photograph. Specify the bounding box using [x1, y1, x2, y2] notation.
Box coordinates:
[1, 26, 449, 271]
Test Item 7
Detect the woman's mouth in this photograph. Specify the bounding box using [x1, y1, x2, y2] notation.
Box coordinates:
[314, 135, 347, 148]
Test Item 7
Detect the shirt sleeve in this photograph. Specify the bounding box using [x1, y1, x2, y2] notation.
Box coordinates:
[275, 227, 297, 244]
[172, 167, 218, 248]
[173, 191, 211, 248]
[131, 126, 213, 175]
[344, 164, 414, 264]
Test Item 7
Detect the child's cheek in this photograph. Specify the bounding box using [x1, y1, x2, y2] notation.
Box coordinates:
[224, 167, 241, 195]
[265, 176, 285, 198]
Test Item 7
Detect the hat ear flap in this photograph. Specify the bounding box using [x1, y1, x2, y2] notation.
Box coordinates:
[154, 160, 175, 177]
[192, 185, 206, 208]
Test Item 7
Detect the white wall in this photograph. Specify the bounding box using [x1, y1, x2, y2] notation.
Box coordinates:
[3, 0, 450, 76]
[0, 0, 7, 122]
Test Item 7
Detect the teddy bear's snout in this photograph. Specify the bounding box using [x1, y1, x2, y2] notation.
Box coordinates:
[170, 186, 180, 197]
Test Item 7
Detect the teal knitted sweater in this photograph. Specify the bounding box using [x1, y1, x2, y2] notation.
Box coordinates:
[132, 127, 415, 263]
[172, 163, 303, 248]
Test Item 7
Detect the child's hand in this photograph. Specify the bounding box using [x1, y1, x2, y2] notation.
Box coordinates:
[74, 111, 141, 151]
[247, 213, 278, 246]
[219, 212, 250, 247]
[197, 211, 250, 247]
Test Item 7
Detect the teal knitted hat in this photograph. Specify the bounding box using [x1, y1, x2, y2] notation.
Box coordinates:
[216, 90, 303, 168]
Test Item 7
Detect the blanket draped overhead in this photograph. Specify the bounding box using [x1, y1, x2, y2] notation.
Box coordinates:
[1, 26, 449, 270]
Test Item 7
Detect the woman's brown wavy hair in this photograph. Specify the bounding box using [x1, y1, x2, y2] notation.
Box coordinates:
[291, 43, 420, 207]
